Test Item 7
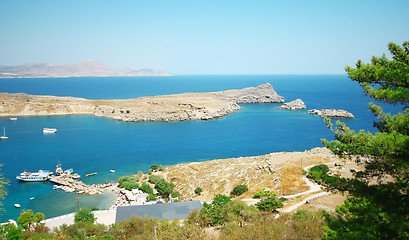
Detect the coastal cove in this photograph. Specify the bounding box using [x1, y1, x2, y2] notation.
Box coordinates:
[0, 74, 400, 221]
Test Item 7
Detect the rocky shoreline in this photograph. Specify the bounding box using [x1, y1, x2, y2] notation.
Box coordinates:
[0, 83, 283, 122]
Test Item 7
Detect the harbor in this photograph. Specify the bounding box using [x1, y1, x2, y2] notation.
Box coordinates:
[50, 175, 118, 196]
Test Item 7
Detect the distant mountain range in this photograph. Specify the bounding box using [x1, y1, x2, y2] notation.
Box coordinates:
[0, 60, 170, 78]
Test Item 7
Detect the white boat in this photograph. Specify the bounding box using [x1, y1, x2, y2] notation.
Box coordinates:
[16, 170, 53, 182]
[0, 127, 8, 140]
[43, 128, 57, 134]
[110, 170, 116, 173]
[14, 204, 21, 208]
[9, 117, 17, 120]
[71, 173, 81, 179]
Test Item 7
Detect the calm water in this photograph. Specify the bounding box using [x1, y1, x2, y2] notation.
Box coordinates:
[0, 75, 400, 221]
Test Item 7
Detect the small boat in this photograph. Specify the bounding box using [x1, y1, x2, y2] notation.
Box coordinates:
[110, 170, 116, 173]
[64, 168, 73, 175]
[85, 172, 98, 177]
[0, 127, 8, 140]
[55, 164, 63, 176]
[9, 117, 17, 120]
[14, 204, 21, 208]
[16, 170, 53, 182]
[30, 197, 35, 200]
[71, 173, 81, 179]
[43, 128, 57, 134]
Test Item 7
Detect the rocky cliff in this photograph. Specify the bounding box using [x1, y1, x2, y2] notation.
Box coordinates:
[215, 83, 284, 103]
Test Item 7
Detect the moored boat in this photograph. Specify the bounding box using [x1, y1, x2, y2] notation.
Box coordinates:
[85, 172, 98, 177]
[14, 204, 20, 208]
[16, 170, 53, 182]
[71, 173, 81, 179]
[43, 128, 57, 134]
[1, 127, 8, 140]
[9, 117, 17, 120]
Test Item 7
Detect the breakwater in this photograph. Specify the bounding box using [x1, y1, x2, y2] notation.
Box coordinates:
[50, 176, 117, 195]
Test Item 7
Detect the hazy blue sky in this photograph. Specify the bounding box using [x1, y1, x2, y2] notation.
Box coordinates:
[0, 0, 408, 74]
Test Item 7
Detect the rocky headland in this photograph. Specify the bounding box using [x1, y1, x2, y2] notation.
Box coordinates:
[215, 83, 284, 103]
[277, 99, 306, 110]
[0, 83, 284, 122]
[308, 109, 354, 118]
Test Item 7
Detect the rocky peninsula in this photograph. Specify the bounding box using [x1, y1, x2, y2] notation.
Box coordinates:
[0, 83, 284, 122]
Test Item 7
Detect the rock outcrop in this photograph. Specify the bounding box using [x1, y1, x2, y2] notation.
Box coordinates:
[277, 99, 306, 110]
[308, 109, 354, 118]
[215, 83, 284, 103]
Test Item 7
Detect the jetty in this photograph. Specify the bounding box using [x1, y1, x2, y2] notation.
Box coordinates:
[50, 176, 117, 195]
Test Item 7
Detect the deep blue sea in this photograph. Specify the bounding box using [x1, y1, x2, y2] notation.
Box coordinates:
[0, 75, 401, 221]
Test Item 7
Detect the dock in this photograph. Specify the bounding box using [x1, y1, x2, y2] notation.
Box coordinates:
[50, 176, 117, 195]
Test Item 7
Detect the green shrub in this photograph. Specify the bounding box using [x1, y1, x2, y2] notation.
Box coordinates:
[159, 165, 165, 171]
[171, 191, 181, 198]
[139, 182, 154, 194]
[17, 210, 45, 230]
[74, 208, 95, 224]
[194, 187, 203, 195]
[148, 174, 163, 184]
[252, 190, 275, 199]
[151, 164, 159, 170]
[155, 179, 174, 198]
[309, 164, 329, 174]
[147, 194, 157, 201]
[122, 181, 139, 191]
[0, 224, 23, 239]
[230, 185, 248, 197]
[256, 196, 287, 211]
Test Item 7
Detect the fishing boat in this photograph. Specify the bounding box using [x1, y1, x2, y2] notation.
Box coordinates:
[85, 172, 98, 177]
[43, 128, 57, 134]
[16, 170, 53, 182]
[0, 127, 8, 140]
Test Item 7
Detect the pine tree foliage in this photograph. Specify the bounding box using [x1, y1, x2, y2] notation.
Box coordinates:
[322, 41, 409, 239]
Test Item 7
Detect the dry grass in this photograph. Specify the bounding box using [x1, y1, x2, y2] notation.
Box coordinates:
[157, 148, 343, 201]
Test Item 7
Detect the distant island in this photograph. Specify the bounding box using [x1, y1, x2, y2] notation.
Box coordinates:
[0, 59, 170, 78]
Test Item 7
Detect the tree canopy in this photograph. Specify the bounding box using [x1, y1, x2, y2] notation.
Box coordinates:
[322, 41, 409, 239]
[74, 208, 95, 224]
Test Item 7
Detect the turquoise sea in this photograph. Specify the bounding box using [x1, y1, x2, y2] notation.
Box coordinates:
[0, 75, 400, 221]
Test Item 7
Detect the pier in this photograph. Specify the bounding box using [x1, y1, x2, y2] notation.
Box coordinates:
[50, 176, 117, 195]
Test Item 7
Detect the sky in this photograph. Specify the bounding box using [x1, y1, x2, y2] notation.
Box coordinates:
[0, 0, 408, 75]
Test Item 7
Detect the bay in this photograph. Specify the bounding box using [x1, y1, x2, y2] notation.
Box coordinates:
[0, 75, 400, 221]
